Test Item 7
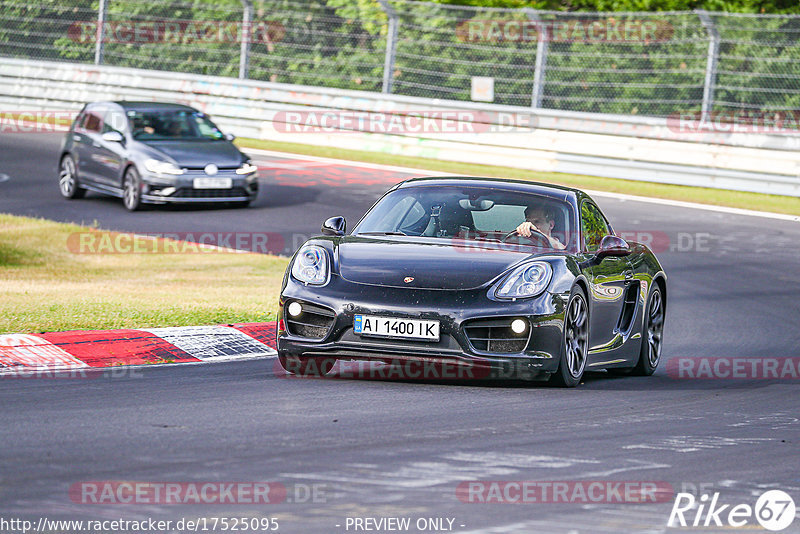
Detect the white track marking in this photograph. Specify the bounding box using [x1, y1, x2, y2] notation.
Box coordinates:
[244, 147, 799, 221]
[245, 147, 454, 176]
[623, 436, 772, 453]
[144, 325, 276, 360]
[0, 334, 88, 375]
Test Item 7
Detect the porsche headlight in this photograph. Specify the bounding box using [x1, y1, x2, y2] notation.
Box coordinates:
[291, 245, 329, 286]
[495, 261, 552, 299]
[144, 159, 184, 175]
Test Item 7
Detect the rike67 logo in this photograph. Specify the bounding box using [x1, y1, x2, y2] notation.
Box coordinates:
[668, 490, 796, 531]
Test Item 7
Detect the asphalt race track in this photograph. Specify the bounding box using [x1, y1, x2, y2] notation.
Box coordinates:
[1, 133, 800, 533]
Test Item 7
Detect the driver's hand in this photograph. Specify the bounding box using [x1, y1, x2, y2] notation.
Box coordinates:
[516, 221, 538, 238]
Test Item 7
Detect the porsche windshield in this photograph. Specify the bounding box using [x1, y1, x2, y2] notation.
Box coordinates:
[128, 109, 225, 141]
[355, 185, 576, 251]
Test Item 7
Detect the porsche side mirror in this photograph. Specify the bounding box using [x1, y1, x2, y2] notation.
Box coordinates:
[596, 235, 630, 260]
[322, 216, 346, 236]
[101, 131, 124, 143]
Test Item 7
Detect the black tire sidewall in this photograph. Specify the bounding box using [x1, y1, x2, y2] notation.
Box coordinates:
[633, 286, 663, 376]
[59, 155, 84, 199]
[552, 285, 589, 388]
[124, 167, 142, 211]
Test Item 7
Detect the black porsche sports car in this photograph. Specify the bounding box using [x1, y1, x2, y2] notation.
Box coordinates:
[277, 177, 667, 387]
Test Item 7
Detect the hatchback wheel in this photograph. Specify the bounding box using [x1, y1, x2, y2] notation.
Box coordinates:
[123, 166, 143, 211]
[59, 155, 85, 199]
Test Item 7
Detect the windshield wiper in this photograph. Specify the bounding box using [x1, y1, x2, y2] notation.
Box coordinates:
[358, 231, 408, 236]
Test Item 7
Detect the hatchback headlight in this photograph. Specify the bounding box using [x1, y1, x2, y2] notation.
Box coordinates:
[235, 162, 258, 175]
[144, 159, 184, 175]
[291, 245, 329, 286]
[495, 261, 552, 299]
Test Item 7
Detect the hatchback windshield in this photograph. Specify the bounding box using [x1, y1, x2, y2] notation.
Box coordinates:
[128, 109, 225, 141]
[355, 185, 576, 251]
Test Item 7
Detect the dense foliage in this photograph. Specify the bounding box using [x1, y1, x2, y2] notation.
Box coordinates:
[1, 0, 798, 116]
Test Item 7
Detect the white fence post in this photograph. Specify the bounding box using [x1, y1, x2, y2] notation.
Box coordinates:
[239, 0, 253, 79]
[696, 10, 720, 124]
[378, 0, 399, 94]
[94, 0, 107, 65]
[525, 9, 548, 109]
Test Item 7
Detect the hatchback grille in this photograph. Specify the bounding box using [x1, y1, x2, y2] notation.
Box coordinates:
[463, 318, 529, 354]
[174, 188, 249, 198]
[285, 301, 336, 340]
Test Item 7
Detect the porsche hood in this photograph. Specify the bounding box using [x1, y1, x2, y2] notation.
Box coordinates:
[335, 237, 537, 290]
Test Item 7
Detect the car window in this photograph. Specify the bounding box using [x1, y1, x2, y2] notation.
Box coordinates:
[471, 204, 524, 233]
[355, 185, 576, 251]
[581, 201, 610, 252]
[103, 108, 127, 135]
[128, 109, 225, 141]
[81, 111, 103, 133]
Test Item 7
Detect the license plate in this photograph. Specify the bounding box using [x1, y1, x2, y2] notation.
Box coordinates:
[354, 315, 439, 341]
[194, 177, 232, 189]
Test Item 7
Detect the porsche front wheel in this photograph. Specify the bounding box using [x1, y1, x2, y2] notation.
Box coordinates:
[551, 286, 589, 387]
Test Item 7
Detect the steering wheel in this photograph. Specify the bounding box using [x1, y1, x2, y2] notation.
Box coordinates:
[503, 227, 551, 247]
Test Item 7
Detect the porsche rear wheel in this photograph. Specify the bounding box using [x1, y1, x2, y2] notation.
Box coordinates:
[279, 354, 336, 377]
[551, 286, 589, 387]
[632, 286, 664, 376]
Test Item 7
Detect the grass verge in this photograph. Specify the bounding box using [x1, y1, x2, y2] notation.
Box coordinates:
[238, 138, 800, 216]
[0, 214, 288, 334]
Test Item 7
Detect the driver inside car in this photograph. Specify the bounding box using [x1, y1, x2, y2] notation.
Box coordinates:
[515, 205, 566, 250]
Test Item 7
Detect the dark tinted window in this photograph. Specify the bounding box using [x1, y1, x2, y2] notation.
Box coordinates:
[81, 112, 103, 133]
[127, 109, 224, 141]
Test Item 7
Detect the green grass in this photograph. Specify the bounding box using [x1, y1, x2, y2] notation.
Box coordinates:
[0, 214, 289, 334]
[238, 138, 800, 216]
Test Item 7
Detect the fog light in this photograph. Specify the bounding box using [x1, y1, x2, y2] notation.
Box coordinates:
[511, 318, 527, 334]
[287, 302, 303, 317]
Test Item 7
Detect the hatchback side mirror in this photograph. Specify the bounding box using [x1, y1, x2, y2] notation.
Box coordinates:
[321, 216, 346, 236]
[596, 235, 630, 260]
[102, 131, 124, 143]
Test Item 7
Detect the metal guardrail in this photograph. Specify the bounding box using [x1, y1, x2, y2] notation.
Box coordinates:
[1, 58, 799, 197]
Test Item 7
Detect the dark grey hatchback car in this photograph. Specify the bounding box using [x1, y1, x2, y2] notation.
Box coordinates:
[58, 101, 259, 210]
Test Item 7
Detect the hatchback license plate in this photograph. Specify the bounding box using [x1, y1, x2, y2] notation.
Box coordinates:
[354, 315, 439, 341]
[194, 177, 232, 189]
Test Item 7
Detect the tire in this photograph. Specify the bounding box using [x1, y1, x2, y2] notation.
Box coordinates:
[631, 285, 665, 376]
[278, 353, 336, 377]
[551, 286, 589, 387]
[58, 155, 85, 199]
[123, 166, 143, 211]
